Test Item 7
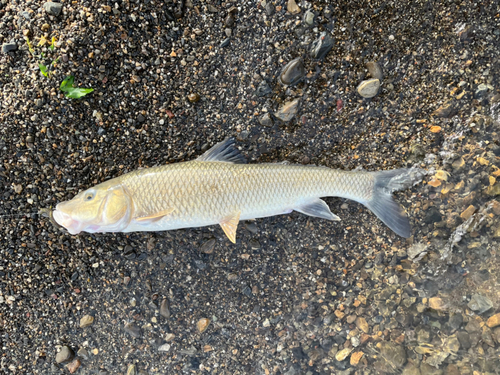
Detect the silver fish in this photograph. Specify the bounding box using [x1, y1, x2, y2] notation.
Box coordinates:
[53, 139, 421, 242]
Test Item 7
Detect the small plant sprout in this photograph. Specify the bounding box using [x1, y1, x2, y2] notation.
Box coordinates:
[26, 35, 59, 78]
[59, 75, 94, 99]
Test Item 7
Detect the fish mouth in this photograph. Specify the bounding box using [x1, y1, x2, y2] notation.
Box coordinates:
[52, 209, 82, 235]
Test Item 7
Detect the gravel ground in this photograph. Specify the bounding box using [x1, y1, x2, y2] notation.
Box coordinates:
[1, 0, 500, 374]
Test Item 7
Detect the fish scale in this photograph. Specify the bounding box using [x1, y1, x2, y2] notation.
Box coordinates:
[53, 139, 422, 240]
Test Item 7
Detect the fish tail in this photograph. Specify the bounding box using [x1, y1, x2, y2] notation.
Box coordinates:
[362, 168, 423, 238]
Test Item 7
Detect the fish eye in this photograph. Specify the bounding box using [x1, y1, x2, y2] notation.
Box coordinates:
[85, 190, 95, 201]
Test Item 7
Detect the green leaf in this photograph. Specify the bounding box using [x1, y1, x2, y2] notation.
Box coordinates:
[63, 87, 94, 99]
[38, 63, 48, 77]
[49, 44, 55, 52]
[59, 75, 93, 98]
[60, 75, 75, 91]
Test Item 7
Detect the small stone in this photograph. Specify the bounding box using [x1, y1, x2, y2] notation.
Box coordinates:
[43, 2, 63, 16]
[124, 322, 142, 338]
[79, 315, 94, 328]
[160, 299, 170, 318]
[224, 28, 232, 37]
[137, 114, 146, 123]
[165, 333, 175, 341]
[41, 23, 51, 31]
[467, 294, 493, 314]
[220, 38, 230, 48]
[487, 313, 500, 328]
[309, 32, 334, 59]
[429, 297, 447, 311]
[335, 348, 352, 361]
[350, 351, 364, 366]
[126, 364, 136, 375]
[378, 342, 406, 369]
[265, 2, 275, 16]
[255, 80, 272, 97]
[357, 79, 380, 98]
[200, 238, 216, 254]
[259, 113, 273, 127]
[474, 83, 488, 98]
[224, 13, 235, 27]
[366, 61, 383, 80]
[275, 99, 300, 122]
[158, 343, 171, 352]
[2, 43, 17, 53]
[56, 346, 75, 364]
[197, 318, 210, 333]
[460, 205, 476, 220]
[279, 57, 306, 86]
[457, 331, 471, 349]
[303, 10, 315, 26]
[77, 347, 89, 360]
[287, 0, 301, 15]
[67, 358, 81, 374]
[432, 100, 457, 118]
[188, 93, 200, 103]
[355, 317, 369, 333]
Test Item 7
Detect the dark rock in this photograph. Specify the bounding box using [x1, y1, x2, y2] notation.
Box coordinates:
[424, 206, 442, 224]
[43, 2, 63, 16]
[2, 43, 17, 53]
[279, 58, 306, 86]
[259, 113, 273, 127]
[310, 32, 334, 59]
[456, 331, 471, 349]
[220, 38, 230, 48]
[255, 80, 272, 97]
[366, 61, 383, 80]
[124, 322, 142, 338]
[265, 3, 275, 16]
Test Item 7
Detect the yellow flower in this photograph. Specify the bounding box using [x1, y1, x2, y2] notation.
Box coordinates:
[51, 36, 57, 47]
[38, 35, 48, 46]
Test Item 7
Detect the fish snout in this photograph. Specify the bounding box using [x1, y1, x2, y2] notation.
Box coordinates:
[53, 209, 81, 235]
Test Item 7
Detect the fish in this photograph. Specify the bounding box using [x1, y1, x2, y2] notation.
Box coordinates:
[53, 138, 422, 242]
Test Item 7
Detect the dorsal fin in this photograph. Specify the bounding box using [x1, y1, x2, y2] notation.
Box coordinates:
[197, 138, 247, 164]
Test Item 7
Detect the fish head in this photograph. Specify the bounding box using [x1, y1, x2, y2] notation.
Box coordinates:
[53, 181, 132, 234]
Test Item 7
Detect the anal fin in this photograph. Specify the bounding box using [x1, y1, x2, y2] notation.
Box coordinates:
[219, 211, 241, 243]
[135, 208, 175, 223]
[294, 199, 340, 221]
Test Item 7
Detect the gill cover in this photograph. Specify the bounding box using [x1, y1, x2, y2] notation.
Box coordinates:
[54, 183, 133, 234]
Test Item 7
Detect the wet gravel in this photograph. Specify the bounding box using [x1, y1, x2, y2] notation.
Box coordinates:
[1, 0, 500, 374]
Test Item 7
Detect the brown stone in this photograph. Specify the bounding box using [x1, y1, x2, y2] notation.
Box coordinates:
[487, 313, 500, 328]
[428, 297, 447, 311]
[460, 205, 476, 220]
[197, 318, 210, 333]
[67, 358, 81, 374]
[350, 351, 364, 366]
[355, 317, 369, 333]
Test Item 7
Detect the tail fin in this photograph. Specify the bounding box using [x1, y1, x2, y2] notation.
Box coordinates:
[363, 168, 424, 238]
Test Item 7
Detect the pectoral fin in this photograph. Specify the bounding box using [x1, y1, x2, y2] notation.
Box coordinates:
[219, 211, 241, 243]
[135, 208, 175, 223]
[294, 199, 340, 221]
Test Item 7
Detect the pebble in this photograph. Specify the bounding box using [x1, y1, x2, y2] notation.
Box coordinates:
[124, 322, 142, 338]
[160, 299, 170, 318]
[265, 2, 275, 16]
[126, 364, 136, 375]
[197, 318, 210, 333]
[474, 83, 488, 98]
[366, 61, 383, 80]
[487, 313, 500, 328]
[43, 2, 63, 16]
[187, 93, 200, 103]
[66, 358, 81, 374]
[220, 38, 230, 48]
[259, 113, 273, 127]
[428, 297, 447, 311]
[158, 343, 171, 352]
[255, 80, 272, 97]
[460, 205, 476, 220]
[2, 43, 17, 53]
[287, 0, 301, 15]
[467, 294, 493, 314]
[200, 238, 216, 254]
[79, 315, 94, 328]
[357, 78, 380, 98]
[55, 345, 75, 364]
[309, 32, 334, 59]
[275, 98, 300, 122]
[350, 351, 364, 366]
[279, 57, 306, 86]
[224, 14, 235, 28]
[355, 317, 369, 333]
[303, 10, 315, 27]
[335, 348, 352, 361]
[378, 342, 406, 368]
[77, 347, 89, 360]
